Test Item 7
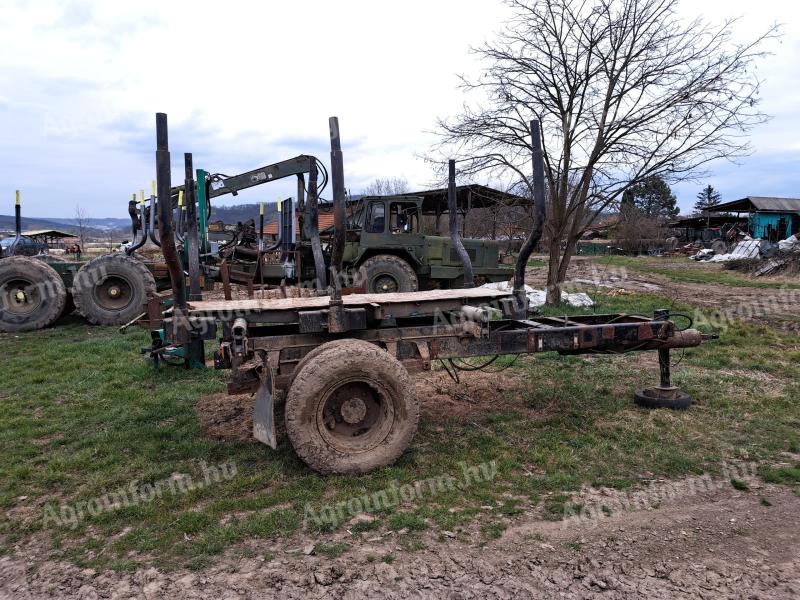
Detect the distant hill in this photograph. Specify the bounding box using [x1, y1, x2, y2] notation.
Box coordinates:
[0, 215, 132, 239]
[0, 202, 291, 238]
[55, 217, 132, 231]
[0, 215, 80, 234]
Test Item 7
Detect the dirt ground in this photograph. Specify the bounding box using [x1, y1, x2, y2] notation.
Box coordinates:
[2, 475, 798, 598]
[4, 374, 799, 598]
[196, 365, 541, 443]
[3, 259, 798, 598]
[526, 256, 800, 328]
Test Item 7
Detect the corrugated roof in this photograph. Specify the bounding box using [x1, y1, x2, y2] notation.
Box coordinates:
[712, 197, 800, 213]
[22, 229, 78, 238]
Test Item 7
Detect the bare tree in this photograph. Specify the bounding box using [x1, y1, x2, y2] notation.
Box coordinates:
[74, 204, 88, 250]
[434, 0, 777, 303]
[361, 176, 409, 196]
[616, 203, 667, 254]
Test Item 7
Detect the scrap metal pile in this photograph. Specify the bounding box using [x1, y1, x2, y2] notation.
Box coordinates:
[690, 233, 800, 276]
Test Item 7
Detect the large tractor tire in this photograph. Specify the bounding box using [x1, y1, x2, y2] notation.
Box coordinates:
[359, 254, 418, 294]
[285, 339, 420, 474]
[72, 253, 156, 325]
[0, 256, 67, 332]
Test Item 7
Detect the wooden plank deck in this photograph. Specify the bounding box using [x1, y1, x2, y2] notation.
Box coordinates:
[187, 288, 513, 315]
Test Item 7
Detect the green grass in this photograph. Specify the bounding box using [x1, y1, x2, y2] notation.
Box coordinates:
[730, 478, 750, 491]
[0, 290, 798, 572]
[759, 464, 800, 485]
[315, 541, 348, 558]
[593, 256, 800, 289]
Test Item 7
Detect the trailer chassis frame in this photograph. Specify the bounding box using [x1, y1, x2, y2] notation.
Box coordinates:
[178, 307, 710, 449]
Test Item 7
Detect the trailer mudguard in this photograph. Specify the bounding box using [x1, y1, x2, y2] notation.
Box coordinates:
[253, 364, 277, 449]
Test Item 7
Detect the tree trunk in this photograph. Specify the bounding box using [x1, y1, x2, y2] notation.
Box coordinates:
[545, 236, 562, 305]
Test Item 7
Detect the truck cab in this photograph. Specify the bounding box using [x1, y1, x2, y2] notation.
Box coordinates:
[341, 195, 509, 292]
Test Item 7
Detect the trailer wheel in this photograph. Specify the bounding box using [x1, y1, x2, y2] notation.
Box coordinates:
[633, 388, 692, 410]
[359, 255, 418, 294]
[72, 253, 156, 325]
[285, 339, 420, 474]
[0, 256, 67, 332]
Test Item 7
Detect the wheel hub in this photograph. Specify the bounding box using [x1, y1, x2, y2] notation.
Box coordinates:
[317, 379, 395, 453]
[2, 278, 40, 315]
[373, 274, 398, 293]
[340, 397, 368, 424]
[93, 276, 133, 310]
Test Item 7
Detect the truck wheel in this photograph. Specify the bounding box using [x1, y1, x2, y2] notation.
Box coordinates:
[359, 255, 418, 293]
[0, 257, 67, 332]
[285, 339, 420, 474]
[72, 253, 156, 325]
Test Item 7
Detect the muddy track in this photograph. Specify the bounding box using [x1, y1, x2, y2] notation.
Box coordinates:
[525, 258, 800, 326]
[1, 481, 798, 598]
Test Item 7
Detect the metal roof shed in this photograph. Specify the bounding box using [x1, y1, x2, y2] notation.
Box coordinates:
[711, 197, 800, 241]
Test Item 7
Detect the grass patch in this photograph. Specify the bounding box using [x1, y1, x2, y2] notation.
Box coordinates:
[480, 521, 507, 543]
[387, 511, 428, 532]
[594, 256, 800, 289]
[759, 464, 800, 485]
[315, 542, 348, 558]
[0, 289, 798, 571]
[730, 478, 749, 491]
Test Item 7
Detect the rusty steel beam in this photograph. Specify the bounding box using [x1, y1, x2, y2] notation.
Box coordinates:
[448, 159, 474, 287]
[155, 113, 186, 314]
[306, 159, 327, 293]
[328, 116, 346, 292]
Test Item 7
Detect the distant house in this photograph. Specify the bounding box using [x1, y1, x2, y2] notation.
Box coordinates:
[669, 197, 800, 243]
[261, 212, 335, 240]
[711, 197, 800, 242]
[667, 214, 748, 243]
[21, 229, 80, 249]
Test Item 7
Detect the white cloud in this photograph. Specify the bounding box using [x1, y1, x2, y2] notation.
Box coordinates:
[0, 0, 797, 217]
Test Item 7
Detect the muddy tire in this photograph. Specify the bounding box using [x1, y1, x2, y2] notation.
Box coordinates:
[0, 256, 67, 332]
[633, 388, 692, 410]
[72, 253, 156, 325]
[359, 255, 418, 294]
[285, 339, 420, 474]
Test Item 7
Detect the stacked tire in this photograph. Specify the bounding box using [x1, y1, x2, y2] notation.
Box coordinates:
[72, 254, 156, 325]
[0, 257, 67, 332]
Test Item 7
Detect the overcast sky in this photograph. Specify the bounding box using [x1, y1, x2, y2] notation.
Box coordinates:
[0, 0, 797, 218]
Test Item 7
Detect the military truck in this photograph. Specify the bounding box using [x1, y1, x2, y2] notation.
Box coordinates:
[265, 191, 510, 294]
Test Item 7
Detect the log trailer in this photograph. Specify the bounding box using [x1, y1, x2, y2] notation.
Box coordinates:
[0, 141, 510, 333]
[146, 113, 714, 474]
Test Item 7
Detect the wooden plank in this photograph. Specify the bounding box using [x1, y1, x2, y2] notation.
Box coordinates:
[187, 288, 512, 314]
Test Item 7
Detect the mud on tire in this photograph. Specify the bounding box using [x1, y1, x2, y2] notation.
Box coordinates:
[0, 256, 67, 332]
[359, 254, 418, 294]
[72, 253, 156, 325]
[285, 339, 420, 474]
